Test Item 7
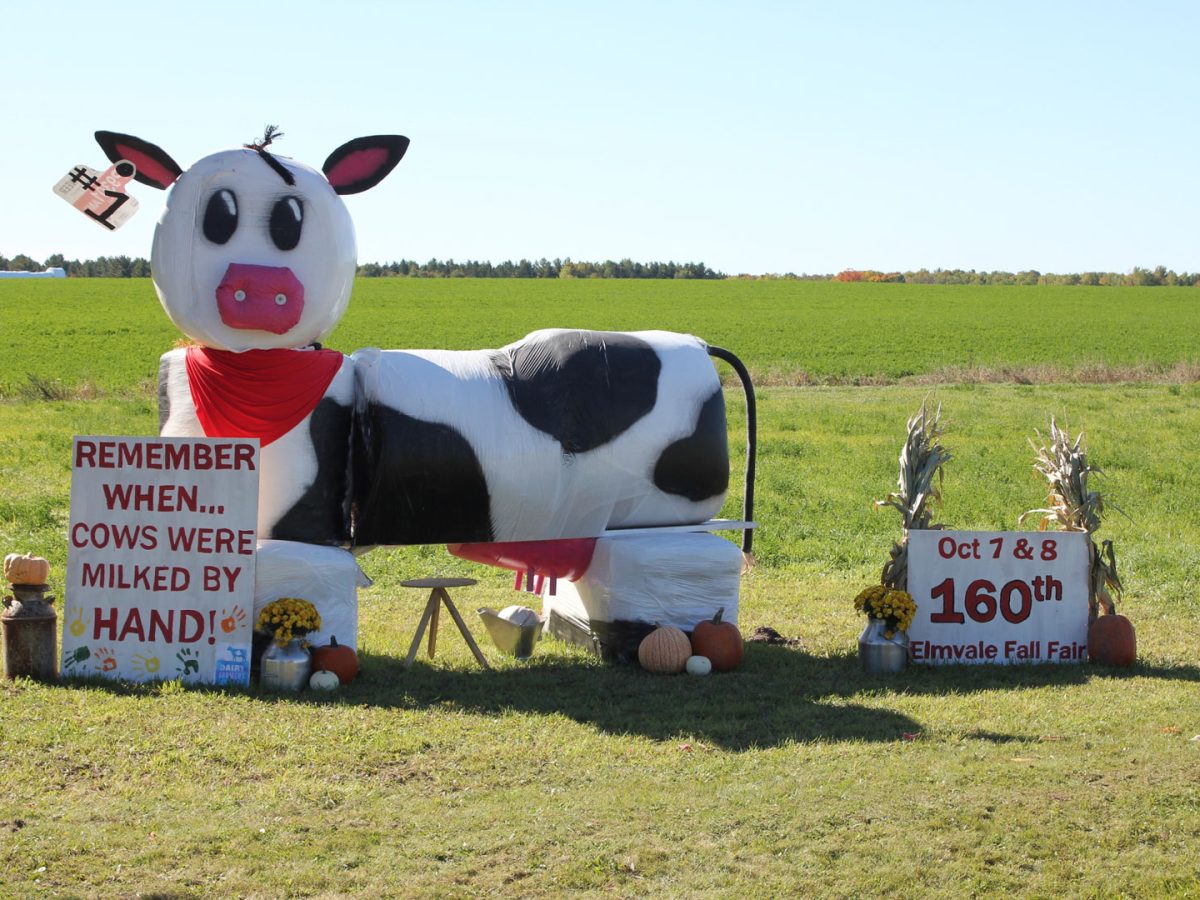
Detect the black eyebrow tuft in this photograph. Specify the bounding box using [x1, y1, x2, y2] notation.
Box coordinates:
[255, 150, 296, 186]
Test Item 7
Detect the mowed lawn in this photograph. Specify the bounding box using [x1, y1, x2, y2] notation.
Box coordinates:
[1, 280, 1199, 896]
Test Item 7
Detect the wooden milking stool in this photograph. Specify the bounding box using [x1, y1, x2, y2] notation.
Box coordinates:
[400, 577, 490, 670]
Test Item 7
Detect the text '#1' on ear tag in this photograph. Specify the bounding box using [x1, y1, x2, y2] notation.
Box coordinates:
[52, 160, 140, 231]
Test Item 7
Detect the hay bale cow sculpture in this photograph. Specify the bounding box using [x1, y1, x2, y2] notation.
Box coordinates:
[94, 129, 755, 659]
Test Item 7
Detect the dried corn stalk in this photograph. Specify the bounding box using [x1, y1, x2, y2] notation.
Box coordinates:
[1020, 418, 1125, 619]
[876, 402, 951, 589]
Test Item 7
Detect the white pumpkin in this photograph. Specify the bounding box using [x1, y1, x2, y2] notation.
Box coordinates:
[309, 669, 340, 691]
[686, 655, 713, 676]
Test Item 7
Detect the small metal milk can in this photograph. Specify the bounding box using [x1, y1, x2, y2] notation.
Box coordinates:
[3, 585, 58, 680]
[858, 618, 909, 675]
[259, 638, 312, 691]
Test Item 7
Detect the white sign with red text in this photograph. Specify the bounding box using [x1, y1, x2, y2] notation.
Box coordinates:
[907, 530, 1089, 665]
[62, 436, 259, 684]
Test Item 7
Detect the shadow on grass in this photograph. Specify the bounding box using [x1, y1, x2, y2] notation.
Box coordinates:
[54, 646, 1200, 752]
[346, 645, 918, 749]
[346, 644, 1200, 750]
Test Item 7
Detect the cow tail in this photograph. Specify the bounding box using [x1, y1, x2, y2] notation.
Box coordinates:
[706, 345, 756, 557]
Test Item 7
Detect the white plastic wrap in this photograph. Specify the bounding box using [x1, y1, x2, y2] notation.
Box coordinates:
[254, 540, 371, 648]
[151, 150, 358, 352]
[544, 531, 743, 632]
[352, 330, 728, 545]
[159, 350, 355, 544]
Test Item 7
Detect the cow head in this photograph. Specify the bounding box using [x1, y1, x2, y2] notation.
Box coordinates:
[95, 130, 408, 352]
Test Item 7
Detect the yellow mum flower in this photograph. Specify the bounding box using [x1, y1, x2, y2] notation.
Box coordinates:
[257, 597, 321, 644]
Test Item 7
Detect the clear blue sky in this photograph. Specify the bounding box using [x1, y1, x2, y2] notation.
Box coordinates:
[5, 1, 1197, 274]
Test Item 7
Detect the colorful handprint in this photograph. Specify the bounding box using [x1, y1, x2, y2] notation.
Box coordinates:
[220, 605, 247, 634]
[67, 605, 90, 638]
[94, 646, 117, 673]
[63, 645, 90, 670]
[175, 648, 200, 676]
[131, 653, 161, 677]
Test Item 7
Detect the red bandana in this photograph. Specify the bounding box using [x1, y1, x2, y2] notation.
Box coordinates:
[184, 346, 344, 447]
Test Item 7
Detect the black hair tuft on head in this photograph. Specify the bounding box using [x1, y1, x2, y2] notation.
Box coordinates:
[244, 125, 285, 152]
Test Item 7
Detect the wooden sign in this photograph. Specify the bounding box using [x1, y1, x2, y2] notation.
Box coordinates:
[907, 530, 1089, 664]
[61, 437, 259, 684]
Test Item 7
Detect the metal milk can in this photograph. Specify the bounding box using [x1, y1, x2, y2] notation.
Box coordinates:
[259, 638, 312, 691]
[2, 585, 58, 679]
[858, 617, 909, 674]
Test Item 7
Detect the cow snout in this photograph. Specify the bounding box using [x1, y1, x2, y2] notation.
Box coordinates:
[215, 263, 305, 335]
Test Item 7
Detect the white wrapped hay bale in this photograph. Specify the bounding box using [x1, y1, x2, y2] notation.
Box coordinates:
[254, 540, 371, 648]
[351, 329, 730, 546]
[543, 531, 743, 661]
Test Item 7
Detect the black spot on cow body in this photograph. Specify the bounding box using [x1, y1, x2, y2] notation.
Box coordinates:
[501, 331, 661, 454]
[352, 405, 493, 546]
[272, 398, 353, 544]
[487, 350, 513, 379]
[653, 388, 730, 501]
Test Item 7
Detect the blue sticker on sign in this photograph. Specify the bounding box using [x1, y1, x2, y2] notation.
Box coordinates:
[213, 644, 251, 686]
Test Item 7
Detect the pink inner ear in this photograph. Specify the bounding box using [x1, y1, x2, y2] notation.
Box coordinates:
[115, 142, 179, 188]
[325, 147, 390, 188]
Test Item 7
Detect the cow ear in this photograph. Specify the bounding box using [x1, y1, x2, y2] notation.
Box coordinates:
[323, 135, 409, 195]
[95, 131, 183, 190]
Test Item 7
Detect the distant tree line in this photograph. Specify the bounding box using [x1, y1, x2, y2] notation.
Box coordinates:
[1, 253, 721, 280]
[832, 266, 1200, 287]
[0, 253, 150, 277]
[356, 258, 723, 279]
[3, 252, 1197, 286]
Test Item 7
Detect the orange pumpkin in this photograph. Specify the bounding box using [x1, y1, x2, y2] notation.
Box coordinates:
[4, 553, 49, 586]
[638, 625, 691, 674]
[690, 607, 744, 672]
[1088, 614, 1136, 667]
[310, 636, 359, 684]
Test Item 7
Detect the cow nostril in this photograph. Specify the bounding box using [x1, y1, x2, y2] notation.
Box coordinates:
[234, 290, 246, 302]
[274, 293, 287, 305]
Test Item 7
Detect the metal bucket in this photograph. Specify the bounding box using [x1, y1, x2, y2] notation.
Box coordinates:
[477, 608, 543, 660]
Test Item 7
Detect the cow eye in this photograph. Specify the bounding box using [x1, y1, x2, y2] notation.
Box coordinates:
[269, 197, 303, 251]
[202, 189, 238, 244]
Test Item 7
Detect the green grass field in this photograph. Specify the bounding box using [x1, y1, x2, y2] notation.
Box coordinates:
[2, 279, 1199, 396]
[1, 280, 1199, 896]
